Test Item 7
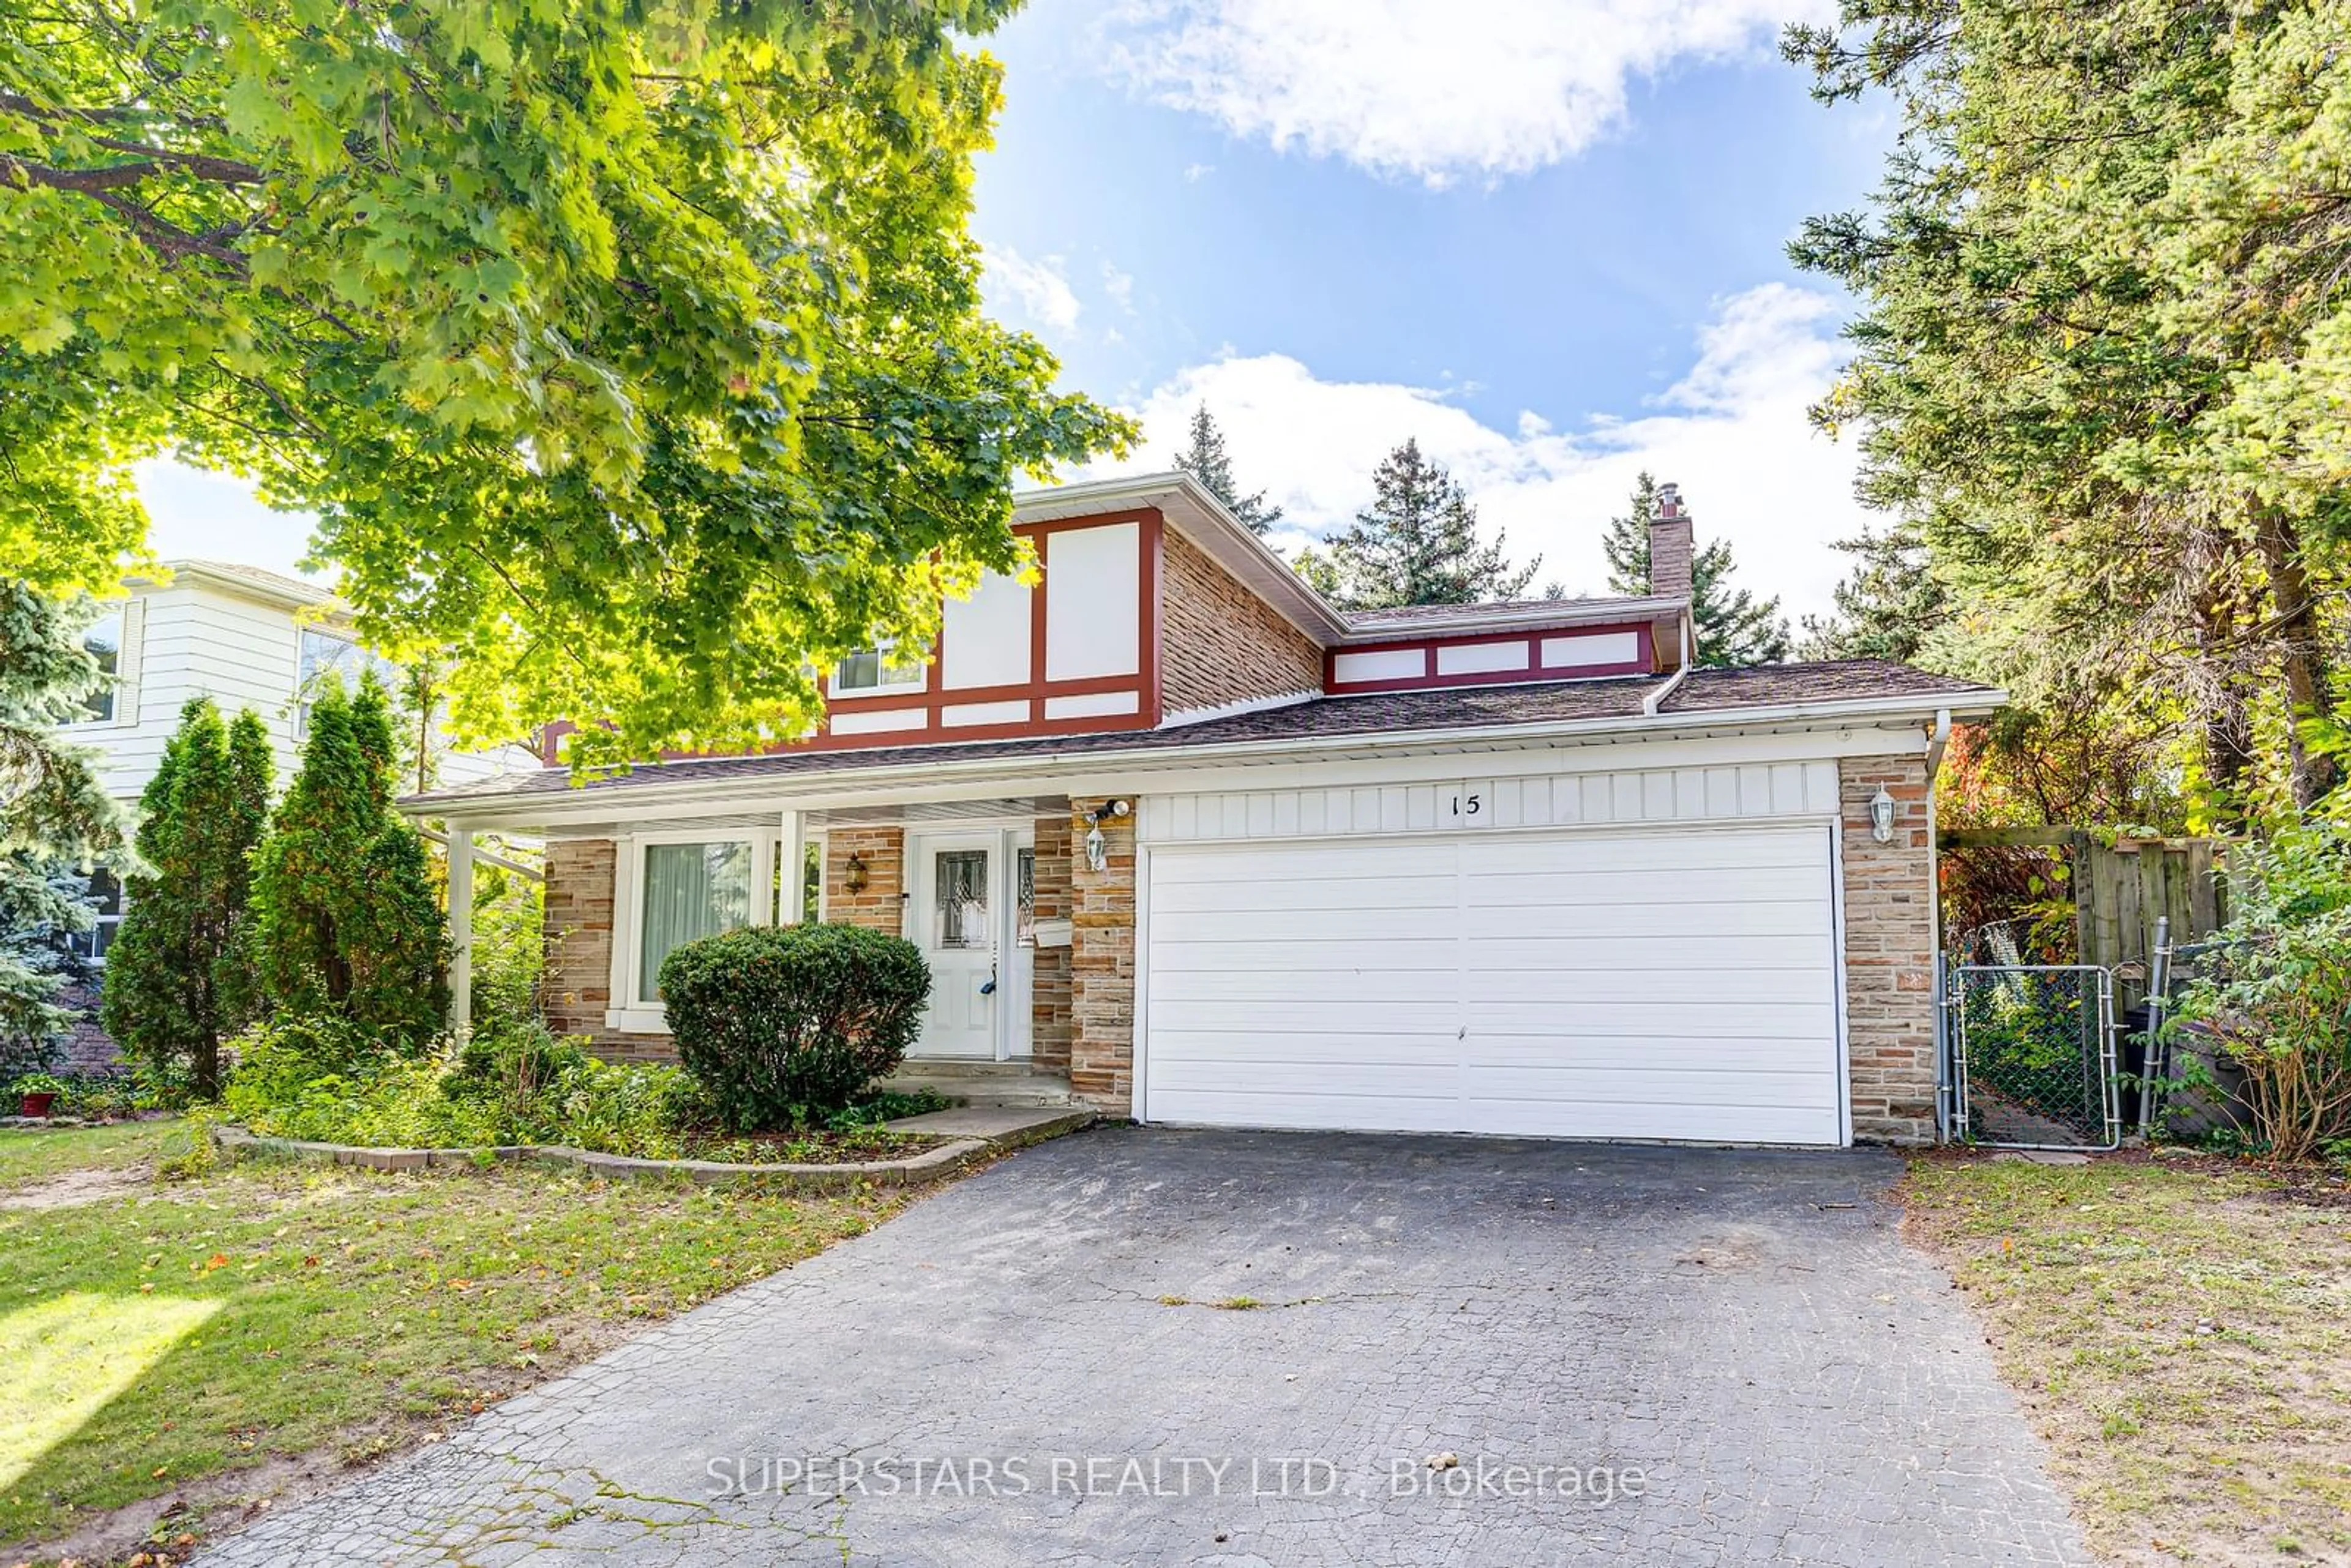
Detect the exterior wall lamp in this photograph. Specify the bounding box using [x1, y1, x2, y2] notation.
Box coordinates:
[844, 852, 869, 893]
[1083, 799, 1131, 874]
[1869, 787, 1897, 844]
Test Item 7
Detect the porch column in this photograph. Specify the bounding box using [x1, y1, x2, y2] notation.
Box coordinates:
[780, 809, 805, 925]
[446, 827, 474, 1032]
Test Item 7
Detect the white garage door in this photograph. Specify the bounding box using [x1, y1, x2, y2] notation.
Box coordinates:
[1142, 823, 1844, 1145]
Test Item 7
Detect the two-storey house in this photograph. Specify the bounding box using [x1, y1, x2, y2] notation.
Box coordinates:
[410, 474, 2001, 1147]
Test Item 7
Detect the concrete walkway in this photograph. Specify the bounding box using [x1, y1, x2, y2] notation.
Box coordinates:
[197, 1128, 2088, 1567]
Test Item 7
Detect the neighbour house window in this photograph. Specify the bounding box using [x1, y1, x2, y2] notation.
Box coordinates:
[63, 870, 122, 962]
[296, 628, 400, 735]
[934, 849, 989, 950]
[833, 643, 925, 694]
[78, 611, 122, 722]
[638, 841, 754, 1004]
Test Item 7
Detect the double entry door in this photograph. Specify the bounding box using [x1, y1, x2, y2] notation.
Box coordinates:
[904, 828, 1035, 1061]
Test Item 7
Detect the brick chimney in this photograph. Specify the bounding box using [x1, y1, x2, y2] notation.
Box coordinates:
[1649, 481, 1695, 603]
[1647, 481, 1697, 670]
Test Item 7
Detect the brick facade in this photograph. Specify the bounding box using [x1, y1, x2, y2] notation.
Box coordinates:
[823, 828, 906, 934]
[1159, 530, 1320, 718]
[1839, 755, 1938, 1145]
[542, 838, 674, 1062]
[1066, 797, 1137, 1114]
[1030, 814, 1073, 1073]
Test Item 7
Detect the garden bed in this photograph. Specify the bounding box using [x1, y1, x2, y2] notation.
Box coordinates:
[214, 1123, 988, 1193]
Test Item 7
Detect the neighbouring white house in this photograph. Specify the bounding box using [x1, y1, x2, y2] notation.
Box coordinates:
[409, 473, 2006, 1149]
[51, 560, 531, 1063]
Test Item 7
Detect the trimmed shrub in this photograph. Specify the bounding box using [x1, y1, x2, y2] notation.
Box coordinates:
[659, 922, 931, 1131]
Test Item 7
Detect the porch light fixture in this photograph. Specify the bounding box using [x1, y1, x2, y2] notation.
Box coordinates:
[1082, 799, 1131, 874]
[1869, 787, 1897, 844]
[844, 853, 869, 893]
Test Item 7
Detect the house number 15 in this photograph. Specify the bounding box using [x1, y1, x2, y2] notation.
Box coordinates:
[1448, 782, 1494, 827]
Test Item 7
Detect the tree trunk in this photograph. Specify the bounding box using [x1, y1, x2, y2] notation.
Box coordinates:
[2254, 504, 2339, 811]
[193, 1033, 220, 1101]
[2192, 583, 2256, 830]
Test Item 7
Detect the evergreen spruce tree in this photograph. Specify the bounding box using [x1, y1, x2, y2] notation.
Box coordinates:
[1795, 521, 1945, 664]
[1599, 473, 1791, 667]
[0, 585, 121, 1075]
[251, 673, 448, 1045]
[1320, 440, 1538, 609]
[101, 700, 273, 1097]
[1172, 403, 1284, 535]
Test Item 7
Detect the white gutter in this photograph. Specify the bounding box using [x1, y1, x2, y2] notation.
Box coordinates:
[412, 686, 2009, 827]
[1924, 706, 1954, 776]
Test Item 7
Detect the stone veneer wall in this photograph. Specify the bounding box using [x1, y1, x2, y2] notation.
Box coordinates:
[1066, 797, 1137, 1114]
[1158, 530, 1321, 717]
[542, 838, 673, 1062]
[823, 828, 905, 933]
[1839, 754, 1938, 1144]
[1030, 814, 1073, 1073]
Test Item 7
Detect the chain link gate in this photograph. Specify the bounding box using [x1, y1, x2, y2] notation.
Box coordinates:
[1944, 964, 2122, 1150]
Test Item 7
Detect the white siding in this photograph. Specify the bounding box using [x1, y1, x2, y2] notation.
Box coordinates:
[67, 579, 529, 805]
[72, 583, 303, 802]
[1141, 759, 1839, 846]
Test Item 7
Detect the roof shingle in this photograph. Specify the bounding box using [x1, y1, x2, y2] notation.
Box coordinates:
[407, 659, 1998, 809]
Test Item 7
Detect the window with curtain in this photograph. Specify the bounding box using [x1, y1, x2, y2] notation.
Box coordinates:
[639, 841, 754, 1003]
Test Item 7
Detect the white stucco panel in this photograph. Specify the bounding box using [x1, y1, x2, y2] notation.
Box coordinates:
[1043, 523, 1139, 681]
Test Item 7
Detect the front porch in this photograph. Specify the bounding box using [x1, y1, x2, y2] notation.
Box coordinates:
[489, 791, 1142, 1119]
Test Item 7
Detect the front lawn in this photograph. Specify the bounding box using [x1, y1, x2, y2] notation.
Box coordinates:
[0, 1122, 912, 1563]
[1904, 1153, 2351, 1563]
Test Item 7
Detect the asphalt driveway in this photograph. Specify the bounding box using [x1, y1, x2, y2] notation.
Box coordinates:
[200, 1128, 2087, 1566]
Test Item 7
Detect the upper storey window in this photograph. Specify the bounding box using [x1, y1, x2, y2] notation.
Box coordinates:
[833, 643, 926, 695]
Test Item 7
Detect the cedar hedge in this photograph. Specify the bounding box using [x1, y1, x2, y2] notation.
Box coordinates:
[658, 922, 931, 1131]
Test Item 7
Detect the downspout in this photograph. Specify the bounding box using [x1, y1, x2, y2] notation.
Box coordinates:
[1640, 612, 1697, 716]
[1924, 707, 1954, 1141]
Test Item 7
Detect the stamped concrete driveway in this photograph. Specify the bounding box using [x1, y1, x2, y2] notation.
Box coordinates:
[201, 1128, 2087, 1567]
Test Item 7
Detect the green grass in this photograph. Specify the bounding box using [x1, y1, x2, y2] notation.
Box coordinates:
[0, 1123, 912, 1559]
[0, 1121, 177, 1190]
[1905, 1155, 2351, 1563]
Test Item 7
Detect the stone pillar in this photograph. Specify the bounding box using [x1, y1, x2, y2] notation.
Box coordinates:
[1840, 754, 1938, 1144]
[1067, 797, 1136, 1116]
[1030, 813, 1073, 1074]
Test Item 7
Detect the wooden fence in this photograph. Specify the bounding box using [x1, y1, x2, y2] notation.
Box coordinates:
[1938, 828, 2229, 1016]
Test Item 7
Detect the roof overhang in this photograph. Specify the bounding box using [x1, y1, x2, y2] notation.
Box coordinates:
[410, 687, 2007, 830]
[128, 560, 342, 617]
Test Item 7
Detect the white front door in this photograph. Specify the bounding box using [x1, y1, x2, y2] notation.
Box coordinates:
[908, 832, 1002, 1059]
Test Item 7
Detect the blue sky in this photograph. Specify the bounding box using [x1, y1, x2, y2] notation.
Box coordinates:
[144, 0, 1889, 620]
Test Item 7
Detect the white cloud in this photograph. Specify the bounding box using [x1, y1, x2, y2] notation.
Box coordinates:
[980, 246, 1082, 333]
[1090, 283, 1862, 618]
[1181, 161, 1216, 182]
[1101, 261, 1136, 313]
[1101, 0, 1827, 186]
